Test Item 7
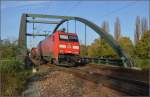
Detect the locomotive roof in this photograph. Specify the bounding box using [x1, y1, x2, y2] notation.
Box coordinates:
[37, 31, 78, 47]
[56, 31, 77, 36]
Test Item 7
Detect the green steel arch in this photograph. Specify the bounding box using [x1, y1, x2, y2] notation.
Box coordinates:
[52, 18, 133, 67]
[18, 13, 133, 67]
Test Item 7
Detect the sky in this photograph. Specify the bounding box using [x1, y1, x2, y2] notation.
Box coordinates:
[1, 0, 149, 48]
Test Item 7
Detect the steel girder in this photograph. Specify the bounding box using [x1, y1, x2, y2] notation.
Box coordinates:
[26, 20, 60, 24]
[18, 14, 27, 49]
[18, 13, 133, 67]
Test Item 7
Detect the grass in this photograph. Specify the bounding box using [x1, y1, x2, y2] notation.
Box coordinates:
[0, 59, 32, 96]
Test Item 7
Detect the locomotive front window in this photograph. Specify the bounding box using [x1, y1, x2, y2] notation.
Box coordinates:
[59, 34, 78, 42]
[59, 35, 68, 41]
[68, 35, 78, 42]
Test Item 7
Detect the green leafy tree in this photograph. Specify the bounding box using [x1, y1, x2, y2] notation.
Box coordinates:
[80, 44, 88, 57]
[0, 39, 19, 58]
[87, 39, 101, 57]
[87, 38, 118, 58]
[100, 39, 118, 58]
[135, 30, 150, 58]
[134, 30, 150, 69]
[118, 37, 134, 57]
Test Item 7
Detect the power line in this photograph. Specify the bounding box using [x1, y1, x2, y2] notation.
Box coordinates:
[64, 1, 82, 15]
[101, 1, 138, 18]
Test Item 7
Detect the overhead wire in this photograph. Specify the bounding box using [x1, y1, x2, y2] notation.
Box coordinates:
[64, 1, 82, 15]
[27, 1, 139, 49]
[101, 1, 138, 18]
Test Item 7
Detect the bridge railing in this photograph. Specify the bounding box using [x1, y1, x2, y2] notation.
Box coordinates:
[81, 57, 123, 66]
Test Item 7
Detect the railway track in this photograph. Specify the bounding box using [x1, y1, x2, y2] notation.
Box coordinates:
[23, 64, 149, 96]
[49, 64, 149, 96]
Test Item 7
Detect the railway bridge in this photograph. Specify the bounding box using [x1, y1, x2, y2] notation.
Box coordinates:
[18, 13, 133, 67]
[18, 14, 149, 96]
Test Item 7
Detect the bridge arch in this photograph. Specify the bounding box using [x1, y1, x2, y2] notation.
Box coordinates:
[52, 17, 133, 67]
[18, 13, 133, 67]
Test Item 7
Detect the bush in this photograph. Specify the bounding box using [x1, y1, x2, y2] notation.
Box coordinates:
[0, 60, 32, 96]
[133, 58, 149, 69]
[0, 39, 33, 96]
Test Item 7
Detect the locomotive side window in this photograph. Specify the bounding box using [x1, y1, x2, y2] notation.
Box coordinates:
[68, 35, 78, 42]
[59, 35, 68, 41]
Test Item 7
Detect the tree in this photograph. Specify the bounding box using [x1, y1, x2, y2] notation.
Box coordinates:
[0, 39, 20, 58]
[114, 17, 121, 41]
[87, 38, 118, 58]
[87, 39, 101, 57]
[118, 37, 134, 57]
[102, 20, 109, 33]
[80, 44, 88, 57]
[134, 16, 142, 44]
[134, 30, 150, 69]
[141, 18, 148, 36]
[100, 39, 118, 58]
[135, 30, 150, 59]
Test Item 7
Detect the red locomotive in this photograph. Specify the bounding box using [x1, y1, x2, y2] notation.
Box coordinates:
[31, 30, 80, 66]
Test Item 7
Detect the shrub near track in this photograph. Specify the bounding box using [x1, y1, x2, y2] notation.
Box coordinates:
[0, 59, 32, 96]
[0, 40, 32, 96]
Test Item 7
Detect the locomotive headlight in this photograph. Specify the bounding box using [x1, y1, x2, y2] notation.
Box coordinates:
[73, 46, 79, 49]
[59, 44, 66, 48]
